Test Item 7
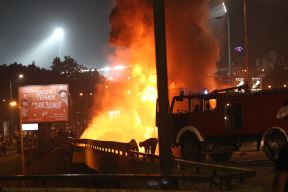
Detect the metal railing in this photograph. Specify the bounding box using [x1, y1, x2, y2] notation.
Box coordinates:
[68, 138, 257, 189]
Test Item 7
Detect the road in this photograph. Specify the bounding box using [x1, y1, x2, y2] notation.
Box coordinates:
[207, 151, 275, 191]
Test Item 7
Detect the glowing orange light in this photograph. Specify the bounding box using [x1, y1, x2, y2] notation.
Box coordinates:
[9, 101, 17, 107]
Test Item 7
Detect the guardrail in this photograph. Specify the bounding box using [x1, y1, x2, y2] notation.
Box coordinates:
[174, 159, 256, 189]
[68, 138, 257, 189]
[0, 174, 215, 190]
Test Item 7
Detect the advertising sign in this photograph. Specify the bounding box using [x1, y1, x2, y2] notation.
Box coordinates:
[22, 123, 38, 131]
[18, 84, 69, 123]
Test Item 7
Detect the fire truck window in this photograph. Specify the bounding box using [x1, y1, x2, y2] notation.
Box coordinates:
[209, 99, 217, 110]
[192, 98, 201, 112]
[172, 98, 189, 113]
[204, 99, 217, 112]
[225, 103, 242, 129]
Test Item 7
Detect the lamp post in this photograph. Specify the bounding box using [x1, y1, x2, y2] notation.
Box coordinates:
[10, 101, 25, 175]
[243, 0, 249, 78]
[223, 2, 232, 76]
[79, 92, 88, 127]
[9, 74, 24, 134]
[209, 2, 231, 77]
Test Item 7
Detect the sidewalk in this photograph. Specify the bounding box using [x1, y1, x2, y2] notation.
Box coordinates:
[25, 146, 70, 175]
[0, 153, 21, 175]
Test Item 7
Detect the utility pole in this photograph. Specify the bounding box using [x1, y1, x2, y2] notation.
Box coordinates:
[153, 0, 173, 176]
[226, 1, 232, 76]
[18, 108, 25, 175]
[9, 80, 14, 133]
[243, 0, 249, 78]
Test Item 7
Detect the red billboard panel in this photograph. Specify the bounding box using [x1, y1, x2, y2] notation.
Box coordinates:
[18, 84, 69, 123]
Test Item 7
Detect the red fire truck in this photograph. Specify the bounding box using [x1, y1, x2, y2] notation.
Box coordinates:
[168, 85, 288, 162]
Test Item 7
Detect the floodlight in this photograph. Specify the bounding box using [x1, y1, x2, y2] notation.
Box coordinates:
[53, 28, 64, 39]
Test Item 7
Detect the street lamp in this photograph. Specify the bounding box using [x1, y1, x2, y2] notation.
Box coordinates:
[243, 0, 249, 77]
[222, 2, 231, 76]
[9, 101, 25, 175]
[52, 28, 64, 59]
[209, 2, 231, 77]
[79, 92, 88, 127]
[9, 74, 24, 134]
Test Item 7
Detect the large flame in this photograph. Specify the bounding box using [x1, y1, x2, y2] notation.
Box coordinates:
[81, 0, 219, 144]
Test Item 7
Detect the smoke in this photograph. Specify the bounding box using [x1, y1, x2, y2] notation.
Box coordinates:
[109, 0, 219, 93]
[165, 0, 220, 94]
[81, 0, 219, 142]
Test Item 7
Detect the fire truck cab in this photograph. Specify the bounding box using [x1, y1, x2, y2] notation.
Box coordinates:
[170, 86, 288, 162]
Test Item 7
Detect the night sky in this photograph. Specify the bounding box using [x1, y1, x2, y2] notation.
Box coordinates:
[0, 0, 287, 70]
[210, 0, 288, 70]
[232, 0, 288, 67]
[0, 0, 113, 69]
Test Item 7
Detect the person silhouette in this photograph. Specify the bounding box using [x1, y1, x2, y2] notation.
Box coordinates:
[139, 138, 158, 154]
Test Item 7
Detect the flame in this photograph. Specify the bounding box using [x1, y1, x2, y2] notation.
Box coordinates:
[81, 0, 220, 145]
[81, 64, 157, 143]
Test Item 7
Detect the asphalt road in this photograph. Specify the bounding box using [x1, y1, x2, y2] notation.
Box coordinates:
[207, 151, 275, 191]
[0, 147, 276, 191]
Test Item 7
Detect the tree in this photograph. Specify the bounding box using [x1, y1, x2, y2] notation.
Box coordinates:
[51, 56, 87, 79]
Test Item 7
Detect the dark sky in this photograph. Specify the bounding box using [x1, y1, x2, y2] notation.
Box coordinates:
[0, 0, 113, 69]
[0, 0, 287, 70]
[215, 0, 288, 68]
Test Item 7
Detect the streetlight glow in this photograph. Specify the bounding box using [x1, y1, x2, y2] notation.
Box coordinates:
[222, 2, 227, 13]
[9, 101, 17, 107]
[8, 100, 25, 174]
[53, 28, 64, 40]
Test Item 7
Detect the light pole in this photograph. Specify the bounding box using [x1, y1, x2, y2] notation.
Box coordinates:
[79, 92, 88, 127]
[9, 101, 25, 175]
[223, 2, 232, 76]
[209, 2, 231, 77]
[243, 0, 249, 78]
[9, 74, 24, 134]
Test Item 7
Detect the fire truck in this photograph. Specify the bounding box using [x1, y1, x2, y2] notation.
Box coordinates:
[167, 85, 288, 162]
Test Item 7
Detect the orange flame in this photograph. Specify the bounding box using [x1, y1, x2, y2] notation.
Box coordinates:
[81, 1, 220, 145]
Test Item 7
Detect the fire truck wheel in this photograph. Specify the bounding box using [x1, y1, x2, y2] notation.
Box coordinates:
[264, 132, 287, 161]
[180, 136, 205, 162]
[209, 152, 233, 162]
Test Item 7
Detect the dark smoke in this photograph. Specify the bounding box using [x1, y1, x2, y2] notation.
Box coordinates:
[109, 0, 219, 94]
[165, 0, 220, 93]
[109, 0, 154, 47]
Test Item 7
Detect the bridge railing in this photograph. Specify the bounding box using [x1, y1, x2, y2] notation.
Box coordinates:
[68, 138, 257, 189]
[68, 137, 159, 162]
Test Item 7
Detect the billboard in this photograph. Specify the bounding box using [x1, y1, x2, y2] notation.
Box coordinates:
[22, 123, 38, 131]
[18, 84, 69, 123]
